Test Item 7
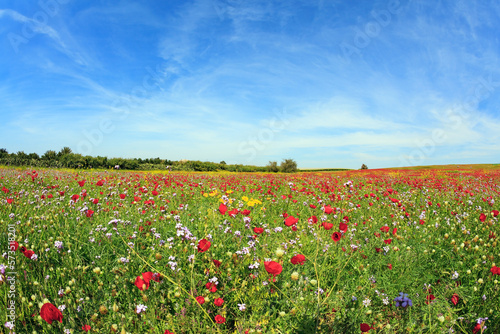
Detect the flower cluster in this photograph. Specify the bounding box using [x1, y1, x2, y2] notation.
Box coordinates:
[394, 292, 412, 307]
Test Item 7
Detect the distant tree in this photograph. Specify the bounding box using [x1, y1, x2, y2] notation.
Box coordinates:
[280, 159, 298, 173]
[28, 152, 40, 160]
[42, 150, 57, 160]
[16, 151, 28, 159]
[360, 164, 368, 170]
[0, 148, 8, 157]
[219, 161, 226, 165]
[58, 147, 73, 157]
[266, 161, 279, 173]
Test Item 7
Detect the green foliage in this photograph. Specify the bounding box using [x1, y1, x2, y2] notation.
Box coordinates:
[280, 158, 298, 173]
[0, 147, 294, 173]
[267, 161, 279, 173]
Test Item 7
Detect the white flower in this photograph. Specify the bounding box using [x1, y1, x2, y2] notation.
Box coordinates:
[362, 298, 371, 307]
[238, 303, 246, 311]
[136, 304, 147, 314]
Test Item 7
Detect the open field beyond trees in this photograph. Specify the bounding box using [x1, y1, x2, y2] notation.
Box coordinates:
[1, 166, 500, 333]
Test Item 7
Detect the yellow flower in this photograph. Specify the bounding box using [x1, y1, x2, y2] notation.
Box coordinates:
[242, 196, 249, 202]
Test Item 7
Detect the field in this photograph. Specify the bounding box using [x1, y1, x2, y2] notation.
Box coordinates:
[1, 166, 500, 333]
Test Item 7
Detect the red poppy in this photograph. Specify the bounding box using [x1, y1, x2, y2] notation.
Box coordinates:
[40, 303, 63, 324]
[380, 226, 389, 233]
[134, 272, 154, 291]
[290, 254, 306, 265]
[96, 180, 104, 186]
[479, 213, 487, 222]
[215, 315, 226, 324]
[71, 194, 79, 202]
[492, 210, 499, 217]
[323, 205, 333, 214]
[92, 198, 99, 204]
[219, 203, 227, 215]
[264, 261, 282, 277]
[86, 210, 94, 218]
[228, 208, 239, 217]
[425, 294, 435, 304]
[331, 232, 341, 242]
[473, 323, 482, 334]
[214, 298, 224, 306]
[198, 239, 211, 253]
[119, 194, 126, 199]
[82, 325, 91, 332]
[387, 264, 392, 270]
[23, 249, 35, 259]
[253, 227, 264, 234]
[451, 293, 459, 306]
[7, 198, 13, 204]
[9, 241, 19, 251]
[206, 282, 217, 293]
[392, 228, 397, 235]
[360, 323, 372, 332]
[490, 266, 500, 275]
[309, 204, 317, 209]
[77, 180, 86, 187]
[164, 331, 175, 334]
[284, 216, 298, 226]
[322, 222, 333, 230]
[241, 209, 251, 215]
[152, 190, 159, 196]
[339, 222, 348, 233]
[384, 239, 392, 245]
[213, 259, 222, 268]
[308, 215, 318, 224]
[133, 196, 141, 202]
[196, 296, 205, 304]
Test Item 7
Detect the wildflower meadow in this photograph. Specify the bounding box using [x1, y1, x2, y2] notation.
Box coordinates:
[1, 166, 499, 333]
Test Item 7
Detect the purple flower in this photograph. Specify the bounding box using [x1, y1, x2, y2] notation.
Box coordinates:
[394, 292, 412, 307]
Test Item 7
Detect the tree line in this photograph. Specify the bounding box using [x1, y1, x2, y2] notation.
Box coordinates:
[0, 147, 299, 173]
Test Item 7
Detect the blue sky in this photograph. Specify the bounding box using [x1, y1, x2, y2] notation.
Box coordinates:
[1, 0, 499, 169]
